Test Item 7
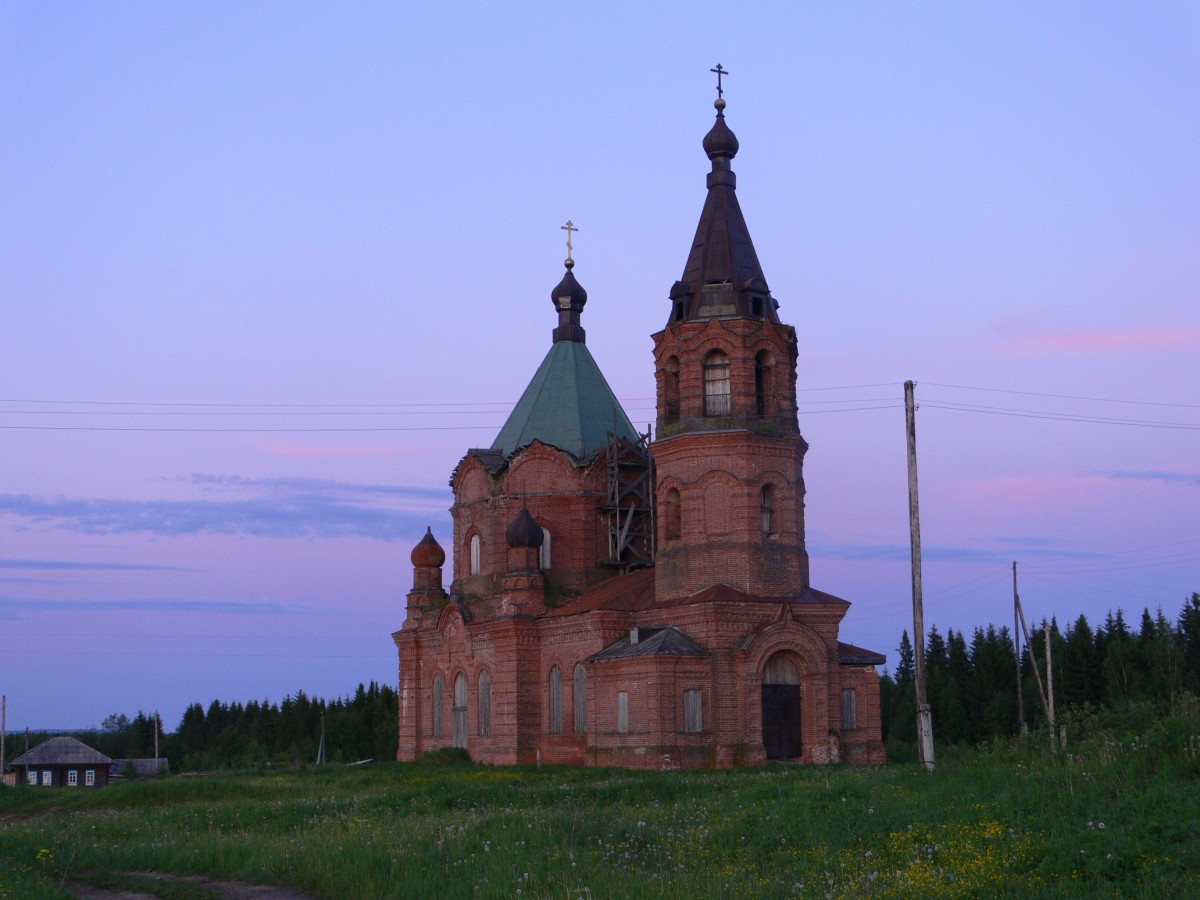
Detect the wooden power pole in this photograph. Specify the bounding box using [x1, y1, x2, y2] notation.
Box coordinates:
[904, 380, 935, 771]
[1013, 562, 1025, 733]
[1045, 620, 1057, 750]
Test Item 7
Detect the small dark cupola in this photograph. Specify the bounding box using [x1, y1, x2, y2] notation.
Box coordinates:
[669, 67, 779, 326]
[505, 506, 545, 549]
[552, 221, 587, 343]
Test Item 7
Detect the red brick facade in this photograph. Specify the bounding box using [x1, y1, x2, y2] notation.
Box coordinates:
[393, 95, 885, 768]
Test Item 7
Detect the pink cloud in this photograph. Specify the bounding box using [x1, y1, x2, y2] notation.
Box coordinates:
[990, 319, 1200, 356]
[951, 474, 1109, 507]
[262, 442, 405, 458]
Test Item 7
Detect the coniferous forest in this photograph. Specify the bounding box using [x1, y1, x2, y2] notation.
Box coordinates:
[18, 593, 1198, 769]
[881, 592, 1200, 758]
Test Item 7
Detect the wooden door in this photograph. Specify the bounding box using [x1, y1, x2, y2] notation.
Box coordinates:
[761, 684, 802, 760]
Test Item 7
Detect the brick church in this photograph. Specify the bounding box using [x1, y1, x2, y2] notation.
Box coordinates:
[394, 85, 886, 768]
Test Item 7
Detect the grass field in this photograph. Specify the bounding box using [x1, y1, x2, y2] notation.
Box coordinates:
[2, 717, 1197, 899]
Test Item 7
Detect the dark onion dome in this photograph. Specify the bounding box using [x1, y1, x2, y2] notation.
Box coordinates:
[550, 258, 588, 311]
[506, 506, 544, 549]
[702, 98, 739, 160]
[411, 526, 446, 568]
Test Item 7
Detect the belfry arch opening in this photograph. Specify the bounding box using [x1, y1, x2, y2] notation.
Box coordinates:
[761, 652, 802, 760]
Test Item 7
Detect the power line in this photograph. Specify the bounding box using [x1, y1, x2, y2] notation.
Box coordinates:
[920, 400, 1199, 430]
[922, 381, 1200, 410]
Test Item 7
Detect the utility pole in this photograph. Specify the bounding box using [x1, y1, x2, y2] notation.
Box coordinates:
[154, 710, 160, 766]
[1013, 563, 1025, 733]
[1, 695, 6, 783]
[1045, 620, 1057, 750]
[904, 380, 935, 771]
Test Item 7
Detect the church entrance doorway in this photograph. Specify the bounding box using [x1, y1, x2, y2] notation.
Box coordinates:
[761, 653, 801, 760]
[452, 674, 468, 749]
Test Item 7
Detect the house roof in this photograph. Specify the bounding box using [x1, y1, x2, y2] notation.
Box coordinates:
[8, 736, 112, 767]
[110, 758, 170, 777]
[588, 625, 708, 661]
[490, 339, 638, 460]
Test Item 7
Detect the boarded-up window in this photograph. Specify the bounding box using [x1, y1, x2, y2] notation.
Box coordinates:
[478, 670, 492, 737]
[617, 691, 629, 733]
[664, 489, 681, 541]
[704, 350, 731, 416]
[841, 688, 858, 730]
[664, 356, 680, 422]
[469, 534, 481, 575]
[573, 664, 587, 733]
[452, 673, 468, 749]
[684, 689, 703, 733]
[432, 674, 444, 737]
[755, 350, 772, 416]
[549, 666, 563, 734]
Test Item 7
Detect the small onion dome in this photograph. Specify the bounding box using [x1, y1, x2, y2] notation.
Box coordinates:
[702, 98, 739, 160]
[410, 527, 446, 568]
[505, 506, 544, 549]
[550, 259, 587, 311]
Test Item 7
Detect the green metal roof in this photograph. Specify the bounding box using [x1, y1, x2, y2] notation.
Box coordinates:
[491, 340, 638, 459]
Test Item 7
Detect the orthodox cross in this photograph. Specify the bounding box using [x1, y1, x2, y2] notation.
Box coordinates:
[710, 63, 729, 98]
[561, 219, 578, 262]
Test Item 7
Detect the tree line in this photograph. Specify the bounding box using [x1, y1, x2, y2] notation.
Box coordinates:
[881, 592, 1200, 752]
[29, 681, 397, 772]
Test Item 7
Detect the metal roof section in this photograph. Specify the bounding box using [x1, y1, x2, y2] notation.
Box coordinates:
[669, 95, 780, 325]
[8, 735, 112, 766]
[491, 339, 638, 460]
[588, 625, 708, 661]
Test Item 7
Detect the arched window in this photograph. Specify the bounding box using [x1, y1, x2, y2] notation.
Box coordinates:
[761, 483, 775, 536]
[573, 664, 587, 733]
[548, 665, 563, 734]
[539, 527, 551, 570]
[755, 350, 772, 416]
[432, 673, 444, 738]
[664, 488, 681, 541]
[703, 350, 731, 416]
[664, 356, 680, 422]
[469, 534, 481, 575]
[478, 670, 492, 737]
[452, 673, 468, 748]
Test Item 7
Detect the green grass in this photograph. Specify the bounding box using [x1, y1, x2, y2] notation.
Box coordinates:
[2, 725, 1198, 899]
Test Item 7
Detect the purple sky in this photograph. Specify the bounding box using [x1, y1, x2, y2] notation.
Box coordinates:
[2, 2, 1197, 732]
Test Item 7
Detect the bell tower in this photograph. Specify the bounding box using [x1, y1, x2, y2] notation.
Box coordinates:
[651, 79, 810, 601]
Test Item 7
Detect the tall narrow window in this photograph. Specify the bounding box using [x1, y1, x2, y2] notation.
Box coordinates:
[617, 691, 629, 733]
[549, 666, 563, 734]
[432, 673, 444, 738]
[573, 664, 588, 733]
[469, 534, 481, 575]
[478, 670, 492, 737]
[664, 488, 681, 541]
[755, 351, 772, 416]
[703, 350, 731, 416]
[761, 483, 775, 536]
[452, 673, 468, 749]
[664, 356, 680, 422]
[539, 528, 552, 569]
[684, 689, 703, 733]
[841, 688, 858, 730]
